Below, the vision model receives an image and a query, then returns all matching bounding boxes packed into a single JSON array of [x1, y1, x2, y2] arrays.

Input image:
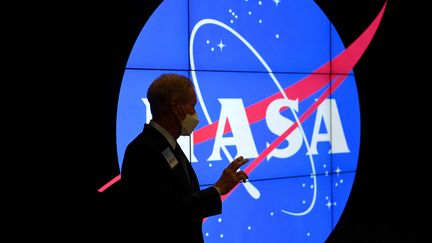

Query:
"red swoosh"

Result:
[[98, 1, 386, 194]]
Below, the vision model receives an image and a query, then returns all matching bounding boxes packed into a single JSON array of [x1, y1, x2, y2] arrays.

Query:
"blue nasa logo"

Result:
[[115, 0, 385, 242]]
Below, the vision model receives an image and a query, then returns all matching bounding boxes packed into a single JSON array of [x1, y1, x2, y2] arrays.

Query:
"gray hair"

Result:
[[147, 73, 194, 114]]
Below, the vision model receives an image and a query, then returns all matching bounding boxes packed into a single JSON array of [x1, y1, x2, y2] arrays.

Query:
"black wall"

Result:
[[4, 0, 426, 242]]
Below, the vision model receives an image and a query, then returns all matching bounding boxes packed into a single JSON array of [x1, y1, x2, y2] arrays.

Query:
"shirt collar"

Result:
[[149, 120, 177, 150]]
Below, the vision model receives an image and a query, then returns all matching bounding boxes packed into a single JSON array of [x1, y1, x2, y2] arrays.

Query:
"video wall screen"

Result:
[[113, 0, 385, 242]]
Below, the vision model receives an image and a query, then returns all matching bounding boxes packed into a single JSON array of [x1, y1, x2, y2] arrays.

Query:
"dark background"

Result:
[[4, 0, 427, 242]]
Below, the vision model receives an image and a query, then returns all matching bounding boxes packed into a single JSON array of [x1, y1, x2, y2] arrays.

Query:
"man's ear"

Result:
[[170, 97, 180, 113]]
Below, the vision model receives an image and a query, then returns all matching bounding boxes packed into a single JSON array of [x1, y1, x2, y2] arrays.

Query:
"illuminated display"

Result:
[[108, 0, 386, 242]]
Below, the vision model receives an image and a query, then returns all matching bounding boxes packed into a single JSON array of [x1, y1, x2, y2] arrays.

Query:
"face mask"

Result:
[[180, 112, 199, 136], [175, 104, 199, 136]]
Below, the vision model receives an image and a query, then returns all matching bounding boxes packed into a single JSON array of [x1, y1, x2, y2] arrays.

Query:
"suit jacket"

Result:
[[121, 124, 222, 243]]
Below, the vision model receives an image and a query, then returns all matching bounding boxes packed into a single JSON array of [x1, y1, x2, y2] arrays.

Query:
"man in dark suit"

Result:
[[121, 73, 249, 243]]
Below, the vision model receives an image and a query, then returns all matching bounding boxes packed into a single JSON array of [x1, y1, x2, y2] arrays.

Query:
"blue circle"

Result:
[[117, 0, 360, 242]]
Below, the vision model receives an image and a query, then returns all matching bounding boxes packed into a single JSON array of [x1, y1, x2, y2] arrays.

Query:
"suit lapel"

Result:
[[144, 124, 195, 190], [175, 145, 200, 191], [173, 146, 197, 188]]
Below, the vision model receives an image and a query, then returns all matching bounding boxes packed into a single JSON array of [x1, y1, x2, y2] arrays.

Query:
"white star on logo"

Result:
[[217, 40, 226, 51]]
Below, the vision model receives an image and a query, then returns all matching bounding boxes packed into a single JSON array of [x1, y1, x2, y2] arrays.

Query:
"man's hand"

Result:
[[213, 156, 249, 195]]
